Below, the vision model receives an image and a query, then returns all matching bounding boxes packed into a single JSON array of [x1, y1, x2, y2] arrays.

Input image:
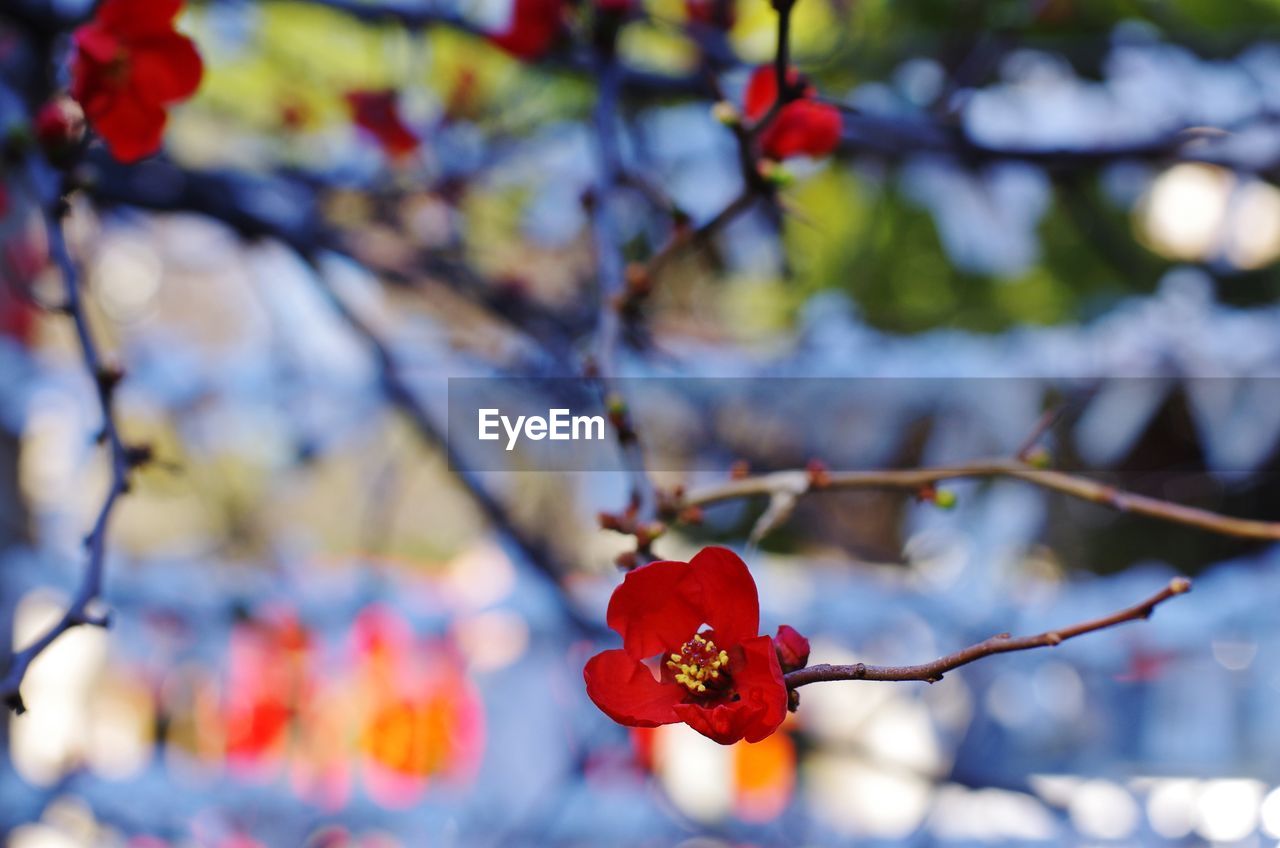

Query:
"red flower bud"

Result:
[[774, 624, 810, 672], [34, 96, 86, 164]]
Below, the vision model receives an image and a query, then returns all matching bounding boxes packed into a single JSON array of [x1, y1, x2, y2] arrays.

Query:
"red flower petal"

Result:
[[488, 0, 563, 60], [686, 547, 759, 648], [673, 635, 787, 744], [743, 66, 841, 160], [607, 560, 704, 660], [97, 0, 185, 39], [89, 91, 167, 163], [743, 65, 782, 122], [584, 649, 683, 727], [346, 90, 419, 158], [131, 33, 204, 103], [759, 100, 842, 160], [72, 24, 122, 66]]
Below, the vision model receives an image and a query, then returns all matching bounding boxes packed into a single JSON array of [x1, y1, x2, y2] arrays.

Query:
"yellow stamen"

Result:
[[664, 633, 731, 695]]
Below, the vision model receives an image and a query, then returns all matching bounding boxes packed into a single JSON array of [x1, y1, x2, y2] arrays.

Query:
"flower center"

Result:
[[107, 50, 130, 84], [666, 633, 729, 695]]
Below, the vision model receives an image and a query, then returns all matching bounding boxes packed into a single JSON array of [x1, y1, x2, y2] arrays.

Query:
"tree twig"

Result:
[[301, 254, 602, 633], [588, 33, 659, 526], [642, 189, 757, 279], [682, 457, 1280, 541], [785, 576, 1191, 688], [1, 207, 133, 713]]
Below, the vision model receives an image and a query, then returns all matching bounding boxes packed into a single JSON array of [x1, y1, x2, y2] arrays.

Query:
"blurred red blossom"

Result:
[[70, 0, 203, 163], [0, 282, 35, 348], [685, 0, 736, 29], [352, 606, 485, 807], [488, 0, 565, 60], [0, 185, 44, 348], [595, 0, 636, 15], [224, 610, 311, 771], [345, 90, 419, 159], [743, 66, 841, 161], [584, 547, 793, 744], [280, 97, 311, 131]]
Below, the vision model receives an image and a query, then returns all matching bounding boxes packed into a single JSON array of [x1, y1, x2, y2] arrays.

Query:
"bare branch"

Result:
[[641, 189, 757, 281], [1, 207, 132, 713], [682, 457, 1280, 541], [588, 25, 660, 531], [785, 576, 1192, 688], [1014, 403, 1067, 462], [301, 255, 602, 633]]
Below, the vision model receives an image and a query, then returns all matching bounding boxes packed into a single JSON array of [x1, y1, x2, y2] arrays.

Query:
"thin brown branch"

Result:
[[1014, 403, 1066, 461], [745, 0, 801, 141], [642, 189, 757, 279], [785, 576, 1191, 688], [682, 457, 1280, 541], [301, 254, 602, 633], [588, 32, 662, 531], [625, 0, 795, 297], [2, 206, 132, 714]]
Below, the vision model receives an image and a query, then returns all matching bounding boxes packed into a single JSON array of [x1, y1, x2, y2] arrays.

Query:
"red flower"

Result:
[[70, 0, 203, 164], [345, 90, 419, 159], [742, 66, 841, 161], [488, 0, 565, 60], [685, 0, 736, 29], [584, 547, 790, 745]]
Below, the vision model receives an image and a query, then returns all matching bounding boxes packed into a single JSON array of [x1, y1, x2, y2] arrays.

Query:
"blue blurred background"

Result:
[[4, 0, 1280, 844]]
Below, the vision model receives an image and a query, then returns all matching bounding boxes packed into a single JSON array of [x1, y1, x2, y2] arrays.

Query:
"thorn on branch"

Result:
[[70, 606, 112, 628], [95, 363, 124, 394], [124, 443, 154, 470]]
